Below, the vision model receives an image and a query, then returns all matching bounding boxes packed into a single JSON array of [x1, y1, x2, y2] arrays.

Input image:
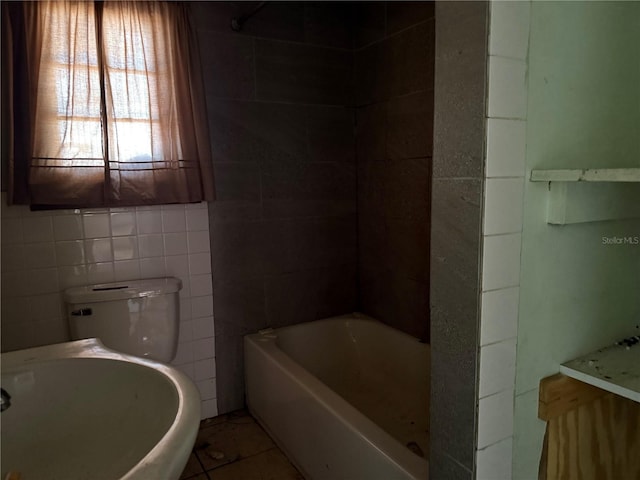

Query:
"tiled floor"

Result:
[[180, 409, 304, 480]]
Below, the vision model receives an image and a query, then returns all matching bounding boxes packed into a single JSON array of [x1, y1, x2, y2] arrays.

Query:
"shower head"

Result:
[[230, 1, 267, 32]]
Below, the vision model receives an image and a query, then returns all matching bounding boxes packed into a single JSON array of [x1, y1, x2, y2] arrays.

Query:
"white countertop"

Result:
[[560, 338, 640, 403]]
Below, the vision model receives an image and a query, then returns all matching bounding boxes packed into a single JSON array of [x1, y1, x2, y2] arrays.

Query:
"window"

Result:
[[2, 1, 215, 207]]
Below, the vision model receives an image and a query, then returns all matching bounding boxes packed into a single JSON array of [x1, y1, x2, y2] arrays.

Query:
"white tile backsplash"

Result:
[[194, 357, 216, 381], [110, 212, 137, 236], [476, 437, 513, 480], [197, 378, 218, 400], [84, 238, 113, 263], [139, 257, 166, 278], [2, 270, 28, 297], [186, 208, 209, 231], [191, 295, 214, 318], [480, 287, 520, 346], [489, 0, 530, 60], [0, 195, 216, 419], [179, 319, 194, 344], [53, 214, 84, 240], [1, 244, 24, 271], [87, 262, 115, 284], [23, 242, 57, 269], [193, 337, 216, 361], [193, 316, 215, 339], [482, 233, 522, 291], [164, 232, 188, 256], [201, 399, 219, 419], [138, 234, 165, 258], [173, 341, 195, 365], [478, 389, 515, 449], [22, 216, 54, 243], [478, 2, 531, 471], [58, 265, 88, 289], [189, 252, 212, 275], [114, 259, 141, 281], [1, 218, 23, 244], [136, 209, 163, 234], [29, 267, 60, 295], [486, 119, 527, 178], [162, 208, 187, 233], [56, 240, 86, 266], [165, 254, 190, 278], [479, 339, 517, 398], [112, 236, 139, 260], [82, 213, 111, 239], [191, 274, 213, 297], [483, 178, 524, 235], [487, 56, 528, 120], [187, 230, 211, 254], [29, 293, 63, 322]]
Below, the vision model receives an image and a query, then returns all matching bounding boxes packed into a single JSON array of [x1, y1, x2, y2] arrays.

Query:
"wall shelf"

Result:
[[531, 168, 640, 183], [560, 339, 640, 403], [529, 168, 640, 224]]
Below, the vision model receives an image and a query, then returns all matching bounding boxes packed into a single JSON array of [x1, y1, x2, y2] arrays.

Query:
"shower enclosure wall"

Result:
[[193, 1, 435, 414]]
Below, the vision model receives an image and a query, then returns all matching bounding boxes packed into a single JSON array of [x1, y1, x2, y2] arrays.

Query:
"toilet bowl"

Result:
[[63, 277, 182, 363]]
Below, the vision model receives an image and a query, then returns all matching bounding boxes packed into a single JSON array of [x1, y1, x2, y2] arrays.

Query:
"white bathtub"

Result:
[[1, 339, 201, 480], [244, 313, 429, 480]]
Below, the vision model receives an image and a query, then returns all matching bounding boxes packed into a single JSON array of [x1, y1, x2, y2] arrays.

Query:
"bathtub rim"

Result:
[[1, 338, 201, 480], [244, 313, 429, 480]]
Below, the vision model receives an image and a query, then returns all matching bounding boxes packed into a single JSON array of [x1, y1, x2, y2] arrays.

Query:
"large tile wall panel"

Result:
[[355, 1, 434, 342], [430, 1, 488, 477], [196, 2, 358, 413], [255, 40, 353, 105], [0, 194, 217, 420]]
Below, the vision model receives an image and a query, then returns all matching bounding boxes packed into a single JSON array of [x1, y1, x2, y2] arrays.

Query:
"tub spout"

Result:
[[1, 388, 11, 412]]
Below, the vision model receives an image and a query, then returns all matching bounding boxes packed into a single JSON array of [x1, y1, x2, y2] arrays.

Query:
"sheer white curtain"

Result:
[[4, 1, 215, 207]]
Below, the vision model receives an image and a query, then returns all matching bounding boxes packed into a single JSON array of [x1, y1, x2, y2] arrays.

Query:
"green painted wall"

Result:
[[514, 2, 640, 478]]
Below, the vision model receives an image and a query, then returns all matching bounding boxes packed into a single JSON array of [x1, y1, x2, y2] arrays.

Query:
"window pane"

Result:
[[54, 66, 101, 119], [106, 70, 153, 120], [57, 119, 103, 161], [103, 5, 157, 72], [34, 1, 103, 161], [109, 121, 154, 163]]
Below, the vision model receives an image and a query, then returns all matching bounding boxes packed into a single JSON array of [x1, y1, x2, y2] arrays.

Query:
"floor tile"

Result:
[[208, 449, 303, 480], [180, 453, 205, 479], [194, 410, 276, 470], [180, 452, 204, 480]]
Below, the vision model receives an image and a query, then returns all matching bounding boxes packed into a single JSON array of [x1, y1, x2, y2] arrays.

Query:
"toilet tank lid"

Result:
[[63, 277, 182, 303]]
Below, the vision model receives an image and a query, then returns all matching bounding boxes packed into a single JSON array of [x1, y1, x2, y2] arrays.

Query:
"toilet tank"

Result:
[[64, 277, 182, 363]]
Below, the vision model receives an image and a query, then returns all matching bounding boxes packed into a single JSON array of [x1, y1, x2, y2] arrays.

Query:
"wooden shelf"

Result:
[[531, 168, 640, 183], [560, 340, 640, 403]]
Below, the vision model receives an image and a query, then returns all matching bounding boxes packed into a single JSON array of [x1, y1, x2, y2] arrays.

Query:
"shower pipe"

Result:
[[230, 2, 268, 32]]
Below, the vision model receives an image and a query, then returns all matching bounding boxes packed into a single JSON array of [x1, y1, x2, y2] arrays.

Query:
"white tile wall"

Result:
[[486, 119, 527, 178], [487, 56, 528, 120], [477, 389, 515, 449], [483, 178, 525, 235], [479, 338, 517, 399], [477, 437, 514, 480], [0, 193, 216, 420], [480, 287, 520, 346], [482, 233, 522, 291], [488, 0, 531, 60], [478, 1, 531, 477]]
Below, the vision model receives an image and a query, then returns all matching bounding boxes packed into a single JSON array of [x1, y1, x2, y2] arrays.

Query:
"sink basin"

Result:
[[1, 339, 201, 480]]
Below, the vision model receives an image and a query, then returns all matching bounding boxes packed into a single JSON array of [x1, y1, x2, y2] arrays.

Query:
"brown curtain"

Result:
[[2, 1, 215, 208]]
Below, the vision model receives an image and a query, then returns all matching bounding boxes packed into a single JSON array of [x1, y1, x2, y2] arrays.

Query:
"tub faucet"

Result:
[[1, 388, 11, 412]]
